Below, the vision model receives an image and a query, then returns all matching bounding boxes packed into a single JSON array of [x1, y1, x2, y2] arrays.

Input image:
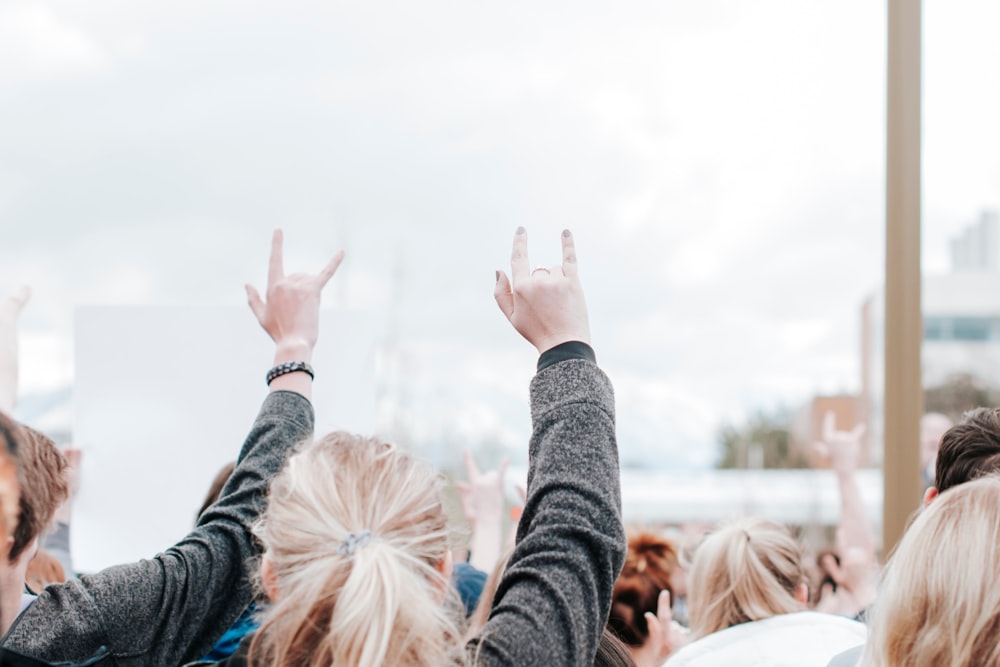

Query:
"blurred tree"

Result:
[[716, 407, 807, 469], [924, 373, 1000, 423]]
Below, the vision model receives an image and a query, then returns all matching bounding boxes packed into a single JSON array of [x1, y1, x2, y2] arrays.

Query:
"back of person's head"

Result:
[[864, 475, 1000, 667], [249, 432, 462, 667], [594, 628, 637, 667], [935, 407, 1000, 494], [609, 531, 678, 646], [686, 517, 806, 639], [10, 425, 68, 562], [196, 460, 235, 522], [0, 413, 22, 543]]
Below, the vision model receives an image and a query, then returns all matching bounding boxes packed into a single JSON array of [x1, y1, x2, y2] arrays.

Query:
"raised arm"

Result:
[[469, 228, 625, 666], [2, 231, 344, 666], [814, 411, 877, 618], [456, 451, 508, 573]]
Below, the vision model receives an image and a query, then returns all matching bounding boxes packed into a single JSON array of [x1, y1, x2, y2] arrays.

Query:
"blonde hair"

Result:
[[249, 432, 464, 667], [863, 475, 1000, 667], [687, 517, 806, 639]]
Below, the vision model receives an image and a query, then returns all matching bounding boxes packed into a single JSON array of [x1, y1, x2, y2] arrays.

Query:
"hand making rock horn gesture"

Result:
[[494, 227, 591, 354]]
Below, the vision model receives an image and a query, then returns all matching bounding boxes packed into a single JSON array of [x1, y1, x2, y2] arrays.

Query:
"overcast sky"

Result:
[[1, 0, 998, 468]]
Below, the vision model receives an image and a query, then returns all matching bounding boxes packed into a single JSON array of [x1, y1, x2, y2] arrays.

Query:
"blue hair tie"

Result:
[[337, 530, 374, 557]]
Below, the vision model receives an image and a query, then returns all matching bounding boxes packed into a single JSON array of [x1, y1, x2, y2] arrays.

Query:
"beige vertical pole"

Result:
[[883, 0, 923, 555]]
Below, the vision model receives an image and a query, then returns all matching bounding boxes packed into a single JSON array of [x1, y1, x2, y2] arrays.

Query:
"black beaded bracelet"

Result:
[[266, 361, 315, 385]]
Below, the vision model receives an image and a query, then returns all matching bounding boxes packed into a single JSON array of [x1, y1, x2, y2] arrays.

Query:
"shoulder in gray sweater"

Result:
[[1, 391, 314, 667]]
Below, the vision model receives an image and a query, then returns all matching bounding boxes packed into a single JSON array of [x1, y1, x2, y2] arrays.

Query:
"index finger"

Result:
[[268, 229, 285, 287], [510, 227, 530, 283], [822, 410, 836, 442], [561, 229, 578, 278], [463, 449, 479, 481], [317, 249, 345, 287]]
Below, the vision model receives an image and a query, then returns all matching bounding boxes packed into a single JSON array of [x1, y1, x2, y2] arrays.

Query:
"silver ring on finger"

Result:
[[531, 266, 550, 276]]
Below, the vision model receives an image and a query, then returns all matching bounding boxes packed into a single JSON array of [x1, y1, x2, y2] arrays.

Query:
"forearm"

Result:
[[470, 359, 624, 666], [468, 511, 503, 573], [836, 470, 875, 554]]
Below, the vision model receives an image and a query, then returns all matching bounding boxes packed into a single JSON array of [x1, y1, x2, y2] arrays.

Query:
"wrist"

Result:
[[273, 339, 313, 365]]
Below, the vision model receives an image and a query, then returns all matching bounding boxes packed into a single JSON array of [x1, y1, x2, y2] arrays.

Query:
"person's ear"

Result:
[[260, 554, 279, 602], [923, 486, 938, 509], [794, 582, 809, 605]]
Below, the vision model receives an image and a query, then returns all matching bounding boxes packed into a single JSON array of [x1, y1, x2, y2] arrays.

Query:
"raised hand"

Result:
[[455, 450, 508, 526], [246, 229, 344, 353], [245, 230, 344, 397], [633, 590, 689, 667], [494, 228, 590, 354], [814, 411, 866, 475], [456, 450, 508, 572]]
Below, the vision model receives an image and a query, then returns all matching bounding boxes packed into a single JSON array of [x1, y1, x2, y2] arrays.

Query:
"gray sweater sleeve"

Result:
[[467, 359, 626, 667], [2, 390, 314, 666]]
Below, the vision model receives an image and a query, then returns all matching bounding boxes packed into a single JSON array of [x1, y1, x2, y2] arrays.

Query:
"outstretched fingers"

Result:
[[4, 287, 31, 314], [510, 226, 530, 284], [267, 229, 285, 287], [463, 449, 480, 483], [317, 249, 346, 287], [494, 270, 515, 321], [561, 229, 578, 278], [245, 284, 266, 322]]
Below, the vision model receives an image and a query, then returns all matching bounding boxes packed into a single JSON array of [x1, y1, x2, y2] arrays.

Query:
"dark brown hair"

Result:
[[0, 412, 22, 542], [11, 425, 68, 561], [608, 532, 678, 646], [197, 461, 236, 521], [935, 408, 1000, 494]]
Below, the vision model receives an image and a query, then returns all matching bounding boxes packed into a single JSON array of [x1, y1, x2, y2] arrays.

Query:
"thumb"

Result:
[[494, 270, 514, 321], [245, 284, 266, 323]]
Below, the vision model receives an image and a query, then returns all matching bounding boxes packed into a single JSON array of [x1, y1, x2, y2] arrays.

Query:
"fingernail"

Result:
[[515, 226, 525, 235], [562, 229, 571, 238], [495, 270, 500, 283]]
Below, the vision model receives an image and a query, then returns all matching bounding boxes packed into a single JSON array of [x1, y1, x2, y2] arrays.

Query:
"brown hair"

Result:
[[197, 461, 236, 521], [0, 412, 22, 542], [10, 425, 68, 561], [935, 408, 1000, 494], [609, 532, 678, 646], [595, 628, 638, 667], [26, 547, 66, 592]]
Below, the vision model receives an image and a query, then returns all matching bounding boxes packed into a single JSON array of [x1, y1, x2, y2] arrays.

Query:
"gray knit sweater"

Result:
[[1, 391, 315, 666], [468, 358, 626, 666]]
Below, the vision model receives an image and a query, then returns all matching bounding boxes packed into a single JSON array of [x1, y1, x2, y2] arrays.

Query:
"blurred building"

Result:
[[862, 210, 1000, 464]]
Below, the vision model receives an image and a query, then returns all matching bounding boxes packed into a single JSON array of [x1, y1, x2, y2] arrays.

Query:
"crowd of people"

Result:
[[0, 228, 998, 666]]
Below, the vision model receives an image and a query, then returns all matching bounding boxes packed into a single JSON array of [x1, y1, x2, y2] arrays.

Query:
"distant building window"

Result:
[[924, 316, 1000, 341]]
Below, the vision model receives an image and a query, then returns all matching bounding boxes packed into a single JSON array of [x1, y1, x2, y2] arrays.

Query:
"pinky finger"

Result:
[[560, 229, 578, 277]]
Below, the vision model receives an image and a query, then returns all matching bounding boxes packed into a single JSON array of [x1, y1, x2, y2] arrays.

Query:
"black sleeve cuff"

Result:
[[537, 341, 596, 372]]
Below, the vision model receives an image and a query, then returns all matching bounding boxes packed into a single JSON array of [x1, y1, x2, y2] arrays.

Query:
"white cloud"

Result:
[[0, 4, 109, 84]]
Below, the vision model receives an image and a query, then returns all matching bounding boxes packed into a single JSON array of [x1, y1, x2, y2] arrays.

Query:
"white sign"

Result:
[[73, 306, 375, 572]]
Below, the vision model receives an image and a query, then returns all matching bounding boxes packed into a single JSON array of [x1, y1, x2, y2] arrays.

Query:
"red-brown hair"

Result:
[[11, 426, 69, 561], [609, 531, 678, 646]]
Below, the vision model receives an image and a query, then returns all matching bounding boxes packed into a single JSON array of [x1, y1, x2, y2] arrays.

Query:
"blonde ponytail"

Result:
[[249, 433, 464, 667], [687, 517, 805, 639]]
